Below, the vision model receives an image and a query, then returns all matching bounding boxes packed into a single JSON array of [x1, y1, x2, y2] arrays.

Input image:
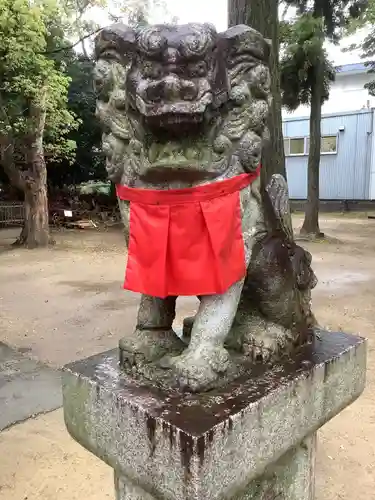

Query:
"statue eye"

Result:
[[142, 62, 163, 79], [188, 61, 207, 78], [93, 62, 113, 102]]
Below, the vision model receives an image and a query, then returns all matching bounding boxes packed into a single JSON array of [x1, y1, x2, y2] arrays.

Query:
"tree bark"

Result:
[[1, 151, 49, 248], [228, 0, 247, 25], [22, 93, 50, 247], [2, 91, 50, 248], [228, 0, 286, 186], [300, 58, 324, 237], [15, 180, 49, 247]]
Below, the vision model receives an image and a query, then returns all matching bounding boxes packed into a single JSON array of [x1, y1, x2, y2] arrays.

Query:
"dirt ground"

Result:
[[0, 215, 375, 499]]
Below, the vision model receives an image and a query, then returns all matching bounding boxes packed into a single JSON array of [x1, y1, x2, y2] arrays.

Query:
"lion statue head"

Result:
[[94, 23, 271, 187]]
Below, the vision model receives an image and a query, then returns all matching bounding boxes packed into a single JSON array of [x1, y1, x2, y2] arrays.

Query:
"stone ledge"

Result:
[[62, 331, 366, 500]]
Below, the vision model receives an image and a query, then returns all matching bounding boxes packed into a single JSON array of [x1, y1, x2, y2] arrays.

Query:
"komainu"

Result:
[[94, 23, 317, 391]]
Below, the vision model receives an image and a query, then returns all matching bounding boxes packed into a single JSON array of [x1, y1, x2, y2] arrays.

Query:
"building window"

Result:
[[284, 135, 338, 156], [290, 137, 306, 155], [306, 135, 338, 155], [283, 138, 290, 156], [284, 137, 307, 156], [321, 135, 338, 154]]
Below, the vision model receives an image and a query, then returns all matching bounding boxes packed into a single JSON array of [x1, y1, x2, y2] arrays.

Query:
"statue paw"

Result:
[[244, 342, 273, 363], [160, 345, 229, 392], [243, 324, 290, 363], [119, 328, 185, 366]]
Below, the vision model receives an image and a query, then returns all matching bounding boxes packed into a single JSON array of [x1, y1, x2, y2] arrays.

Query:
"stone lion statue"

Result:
[[94, 22, 317, 391]]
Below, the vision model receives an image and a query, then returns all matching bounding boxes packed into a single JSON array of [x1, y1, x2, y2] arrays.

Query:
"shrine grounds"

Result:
[[0, 213, 375, 500]]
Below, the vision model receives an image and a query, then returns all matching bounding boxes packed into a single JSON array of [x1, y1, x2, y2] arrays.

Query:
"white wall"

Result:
[[283, 71, 375, 118], [369, 110, 375, 200]]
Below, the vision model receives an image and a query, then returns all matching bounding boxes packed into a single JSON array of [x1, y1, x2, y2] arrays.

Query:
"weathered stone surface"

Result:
[[93, 22, 318, 392], [114, 434, 316, 499], [63, 331, 366, 500], [234, 434, 316, 499]]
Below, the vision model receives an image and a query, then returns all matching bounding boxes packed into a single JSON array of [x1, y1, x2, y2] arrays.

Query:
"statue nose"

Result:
[[180, 80, 198, 101], [146, 75, 179, 102], [163, 75, 182, 99], [147, 75, 198, 102]]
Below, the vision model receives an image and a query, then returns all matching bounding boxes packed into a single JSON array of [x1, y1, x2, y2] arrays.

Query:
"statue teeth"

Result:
[[185, 148, 198, 160], [148, 143, 159, 163]]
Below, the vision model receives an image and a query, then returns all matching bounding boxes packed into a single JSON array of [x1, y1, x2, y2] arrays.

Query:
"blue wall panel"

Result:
[[283, 110, 373, 200]]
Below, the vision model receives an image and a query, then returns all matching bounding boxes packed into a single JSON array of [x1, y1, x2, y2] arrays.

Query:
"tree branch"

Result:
[[42, 26, 105, 55], [0, 137, 26, 191], [0, 96, 26, 191]]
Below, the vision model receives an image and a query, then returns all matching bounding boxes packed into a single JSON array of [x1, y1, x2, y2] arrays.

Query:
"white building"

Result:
[[282, 63, 375, 201], [283, 63, 375, 119]]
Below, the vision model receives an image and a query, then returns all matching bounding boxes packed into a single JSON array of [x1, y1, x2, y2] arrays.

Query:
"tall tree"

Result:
[[280, 14, 335, 237], [228, 0, 286, 186], [0, 0, 77, 247], [283, 0, 368, 236], [345, 0, 375, 96]]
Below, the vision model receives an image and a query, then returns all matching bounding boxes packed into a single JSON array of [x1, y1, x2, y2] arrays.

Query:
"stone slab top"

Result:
[[63, 330, 365, 438], [63, 330, 366, 499]]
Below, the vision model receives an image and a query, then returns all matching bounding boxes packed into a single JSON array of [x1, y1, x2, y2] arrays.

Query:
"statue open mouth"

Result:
[[135, 96, 216, 174], [145, 130, 213, 181], [143, 112, 205, 138], [138, 108, 215, 177], [136, 91, 213, 139]]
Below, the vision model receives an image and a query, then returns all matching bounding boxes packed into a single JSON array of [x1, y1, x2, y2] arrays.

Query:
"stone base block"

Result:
[[114, 433, 316, 499], [62, 331, 366, 500]]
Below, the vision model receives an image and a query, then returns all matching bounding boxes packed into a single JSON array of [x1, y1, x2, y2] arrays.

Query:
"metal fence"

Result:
[[0, 202, 25, 226]]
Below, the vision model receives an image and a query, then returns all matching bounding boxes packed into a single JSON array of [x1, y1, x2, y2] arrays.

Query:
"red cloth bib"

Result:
[[116, 167, 260, 298]]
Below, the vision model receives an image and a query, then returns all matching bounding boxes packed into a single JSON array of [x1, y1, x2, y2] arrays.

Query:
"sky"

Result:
[[90, 0, 368, 66], [164, 0, 227, 31], [162, 0, 367, 66]]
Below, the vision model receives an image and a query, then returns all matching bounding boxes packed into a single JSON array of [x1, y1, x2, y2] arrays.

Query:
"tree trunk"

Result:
[[0, 155, 49, 248], [15, 171, 49, 248], [300, 60, 324, 237], [228, 0, 286, 186], [6, 91, 51, 248], [228, 0, 247, 25]]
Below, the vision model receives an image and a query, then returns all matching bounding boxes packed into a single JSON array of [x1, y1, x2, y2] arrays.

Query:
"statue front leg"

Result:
[[164, 280, 245, 391], [165, 184, 263, 390], [119, 295, 185, 367], [118, 199, 185, 366]]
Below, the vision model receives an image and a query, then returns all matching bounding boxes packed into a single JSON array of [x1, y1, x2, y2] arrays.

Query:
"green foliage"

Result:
[[46, 0, 175, 188], [344, 0, 375, 96], [280, 0, 368, 109], [283, 0, 368, 41], [108, 0, 177, 26], [280, 14, 335, 110], [67, 56, 105, 178], [48, 54, 106, 187], [58, 0, 106, 56], [0, 0, 175, 193], [0, 0, 78, 169], [346, 0, 375, 32]]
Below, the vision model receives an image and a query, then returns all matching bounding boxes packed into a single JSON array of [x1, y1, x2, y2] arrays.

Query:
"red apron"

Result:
[[116, 167, 260, 298]]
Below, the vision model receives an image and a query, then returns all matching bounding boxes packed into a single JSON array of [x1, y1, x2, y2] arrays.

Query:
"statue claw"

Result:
[[119, 328, 185, 365], [161, 345, 229, 392]]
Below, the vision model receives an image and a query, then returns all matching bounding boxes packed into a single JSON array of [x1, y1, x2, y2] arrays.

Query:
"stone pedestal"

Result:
[[62, 331, 366, 500]]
